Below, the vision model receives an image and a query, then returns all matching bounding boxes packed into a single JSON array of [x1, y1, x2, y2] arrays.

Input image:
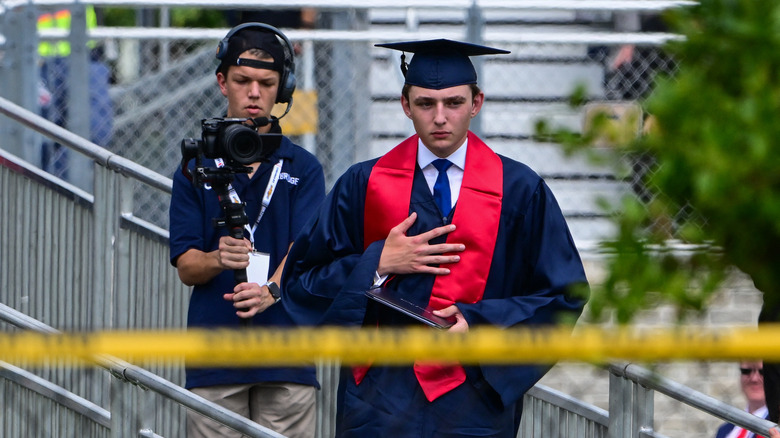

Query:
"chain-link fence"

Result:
[[0, 4, 681, 241]]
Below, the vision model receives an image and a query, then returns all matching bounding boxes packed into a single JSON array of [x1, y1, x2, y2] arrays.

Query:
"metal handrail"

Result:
[[30, 27, 682, 46], [3, 0, 697, 12], [0, 96, 171, 193], [2, 0, 693, 47], [528, 383, 609, 425], [0, 360, 112, 429], [610, 362, 779, 437], [0, 302, 285, 438]]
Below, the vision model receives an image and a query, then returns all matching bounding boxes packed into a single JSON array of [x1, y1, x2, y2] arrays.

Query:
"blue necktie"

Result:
[[432, 159, 453, 218]]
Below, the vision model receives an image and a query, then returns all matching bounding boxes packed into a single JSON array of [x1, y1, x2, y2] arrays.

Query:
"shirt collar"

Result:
[[751, 405, 768, 418], [417, 137, 468, 171]]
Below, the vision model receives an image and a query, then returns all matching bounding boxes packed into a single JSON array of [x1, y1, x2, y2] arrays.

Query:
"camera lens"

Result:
[[221, 124, 264, 165]]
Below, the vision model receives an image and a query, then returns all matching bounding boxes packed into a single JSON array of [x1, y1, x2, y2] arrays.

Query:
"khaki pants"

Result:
[[188, 382, 316, 438]]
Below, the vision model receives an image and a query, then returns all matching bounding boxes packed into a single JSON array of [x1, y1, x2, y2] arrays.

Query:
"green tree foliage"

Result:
[[101, 8, 225, 28], [168, 9, 227, 28], [539, 0, 780, 323], [102, 8, 135, 27]]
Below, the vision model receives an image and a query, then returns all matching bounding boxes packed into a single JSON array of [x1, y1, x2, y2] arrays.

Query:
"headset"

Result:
[[215, 22, 296, 104]]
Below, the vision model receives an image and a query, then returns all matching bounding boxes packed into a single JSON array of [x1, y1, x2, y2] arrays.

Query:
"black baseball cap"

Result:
[[216, 25, 286, 75]]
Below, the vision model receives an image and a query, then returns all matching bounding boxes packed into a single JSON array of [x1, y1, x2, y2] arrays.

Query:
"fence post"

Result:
[[114, 173, 135, 329], [609, 363, 655, 438], [66, 4, 94, 192], [300, 40, 316, 155], [111, 372, 134, 438], [316, 9, 370, 187], [608, 367, 627, 438], [634, 379, 654, 438], [466, 0, 485, 137], [92, 165, 120, 331], [0, 4, 40, 164]]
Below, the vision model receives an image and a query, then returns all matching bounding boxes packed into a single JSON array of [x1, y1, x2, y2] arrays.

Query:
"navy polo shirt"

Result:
[[169, 135, 325, 389]]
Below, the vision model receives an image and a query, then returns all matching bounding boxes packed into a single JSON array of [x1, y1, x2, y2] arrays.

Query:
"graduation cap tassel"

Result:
[[400, 53, 408, 77]]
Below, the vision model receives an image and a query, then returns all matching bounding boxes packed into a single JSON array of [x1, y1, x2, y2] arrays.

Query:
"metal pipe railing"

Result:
[[2, 0, 696, 12], [0, 96, 171, 194], [0, 360, 112, 429], [610, 362, 778, 437], [528, 383, 609, 425], [0, 302, 285, 438], [31, 26, 685, 46]]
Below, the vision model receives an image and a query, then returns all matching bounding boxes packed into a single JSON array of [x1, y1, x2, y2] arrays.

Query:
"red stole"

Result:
[[357, 132, 503, 401]]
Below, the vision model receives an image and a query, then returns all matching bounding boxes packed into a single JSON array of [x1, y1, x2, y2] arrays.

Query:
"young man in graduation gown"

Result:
[[282, 39, 588, 438]]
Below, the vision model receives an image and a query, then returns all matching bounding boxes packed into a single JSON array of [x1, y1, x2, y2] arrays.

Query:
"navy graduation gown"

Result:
[[283, 151, 587, 437]]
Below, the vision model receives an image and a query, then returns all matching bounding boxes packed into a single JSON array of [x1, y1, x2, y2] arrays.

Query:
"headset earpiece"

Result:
[[277, 64, 296, 104], [216, 22, 296, 104]]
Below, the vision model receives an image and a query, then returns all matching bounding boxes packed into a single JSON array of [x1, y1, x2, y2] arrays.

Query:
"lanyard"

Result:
[[213, 158, 244, 205], [214, 158, 284, 251]]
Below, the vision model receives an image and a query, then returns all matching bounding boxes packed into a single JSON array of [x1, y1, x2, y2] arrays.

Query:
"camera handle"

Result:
[[216, 197, 249, 285], [196, 166, 253, 326]]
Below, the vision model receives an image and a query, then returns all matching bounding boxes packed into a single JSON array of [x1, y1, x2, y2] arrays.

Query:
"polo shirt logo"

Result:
[[280, 172, 299, 185]]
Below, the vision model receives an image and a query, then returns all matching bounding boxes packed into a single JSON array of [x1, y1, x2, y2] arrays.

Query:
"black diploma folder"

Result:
[[365, 287, 457, 329]]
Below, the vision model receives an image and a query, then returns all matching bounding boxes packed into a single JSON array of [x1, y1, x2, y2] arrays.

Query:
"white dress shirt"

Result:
[[417, 138, 467, 210]]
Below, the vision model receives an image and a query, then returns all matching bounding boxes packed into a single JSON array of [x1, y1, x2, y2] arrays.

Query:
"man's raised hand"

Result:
[[377, 212, 465, 276]]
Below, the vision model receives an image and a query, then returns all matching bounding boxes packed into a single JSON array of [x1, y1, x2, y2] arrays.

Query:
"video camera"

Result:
[[180, 117, 281, 180], [178, 117, 282, 317]]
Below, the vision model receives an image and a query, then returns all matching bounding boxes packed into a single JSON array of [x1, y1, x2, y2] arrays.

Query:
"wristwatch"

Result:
[[265, 281, 281, 303]]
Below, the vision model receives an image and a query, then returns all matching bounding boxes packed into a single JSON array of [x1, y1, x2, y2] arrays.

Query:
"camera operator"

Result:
[[169, 23, 324, 438]]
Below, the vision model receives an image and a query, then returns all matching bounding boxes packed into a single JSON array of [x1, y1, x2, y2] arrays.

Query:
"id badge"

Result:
[[246, 251, 270, 285]]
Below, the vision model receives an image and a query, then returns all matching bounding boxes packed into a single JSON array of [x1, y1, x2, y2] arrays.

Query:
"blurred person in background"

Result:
[[37, 5, 113, 179], [716, 361, 768, 438]]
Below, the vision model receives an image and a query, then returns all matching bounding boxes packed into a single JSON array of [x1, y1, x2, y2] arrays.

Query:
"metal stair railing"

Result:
[[0, 360, 113, 437], [609, 362, 778, 438], [0, 302, 286, 438], [521, 383, 609, 437]]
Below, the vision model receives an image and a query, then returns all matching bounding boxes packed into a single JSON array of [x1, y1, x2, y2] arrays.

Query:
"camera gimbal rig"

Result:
[[181, 144, 255, 325], [198, 166, 251, 285], [180, 116, 275, 287], [180, 116, 283, 325]]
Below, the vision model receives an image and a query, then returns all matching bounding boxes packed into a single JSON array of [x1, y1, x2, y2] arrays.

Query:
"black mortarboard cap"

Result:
[[375, 39, 510, 89]]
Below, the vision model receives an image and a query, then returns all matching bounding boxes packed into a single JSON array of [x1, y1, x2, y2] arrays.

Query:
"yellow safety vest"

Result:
[[38, 6, 97, 57]]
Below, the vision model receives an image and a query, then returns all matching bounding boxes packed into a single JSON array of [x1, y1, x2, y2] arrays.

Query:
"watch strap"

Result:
[[265, 281, 281, 303]]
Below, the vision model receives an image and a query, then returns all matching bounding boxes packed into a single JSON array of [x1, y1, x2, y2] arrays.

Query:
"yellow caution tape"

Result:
[[0, 325, 777, 367]]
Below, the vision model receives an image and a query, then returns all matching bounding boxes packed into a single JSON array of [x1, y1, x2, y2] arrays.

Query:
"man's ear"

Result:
[[216, 72, 228, 97], [401, 95, 412, 119], [471, 91, 485, 118]]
